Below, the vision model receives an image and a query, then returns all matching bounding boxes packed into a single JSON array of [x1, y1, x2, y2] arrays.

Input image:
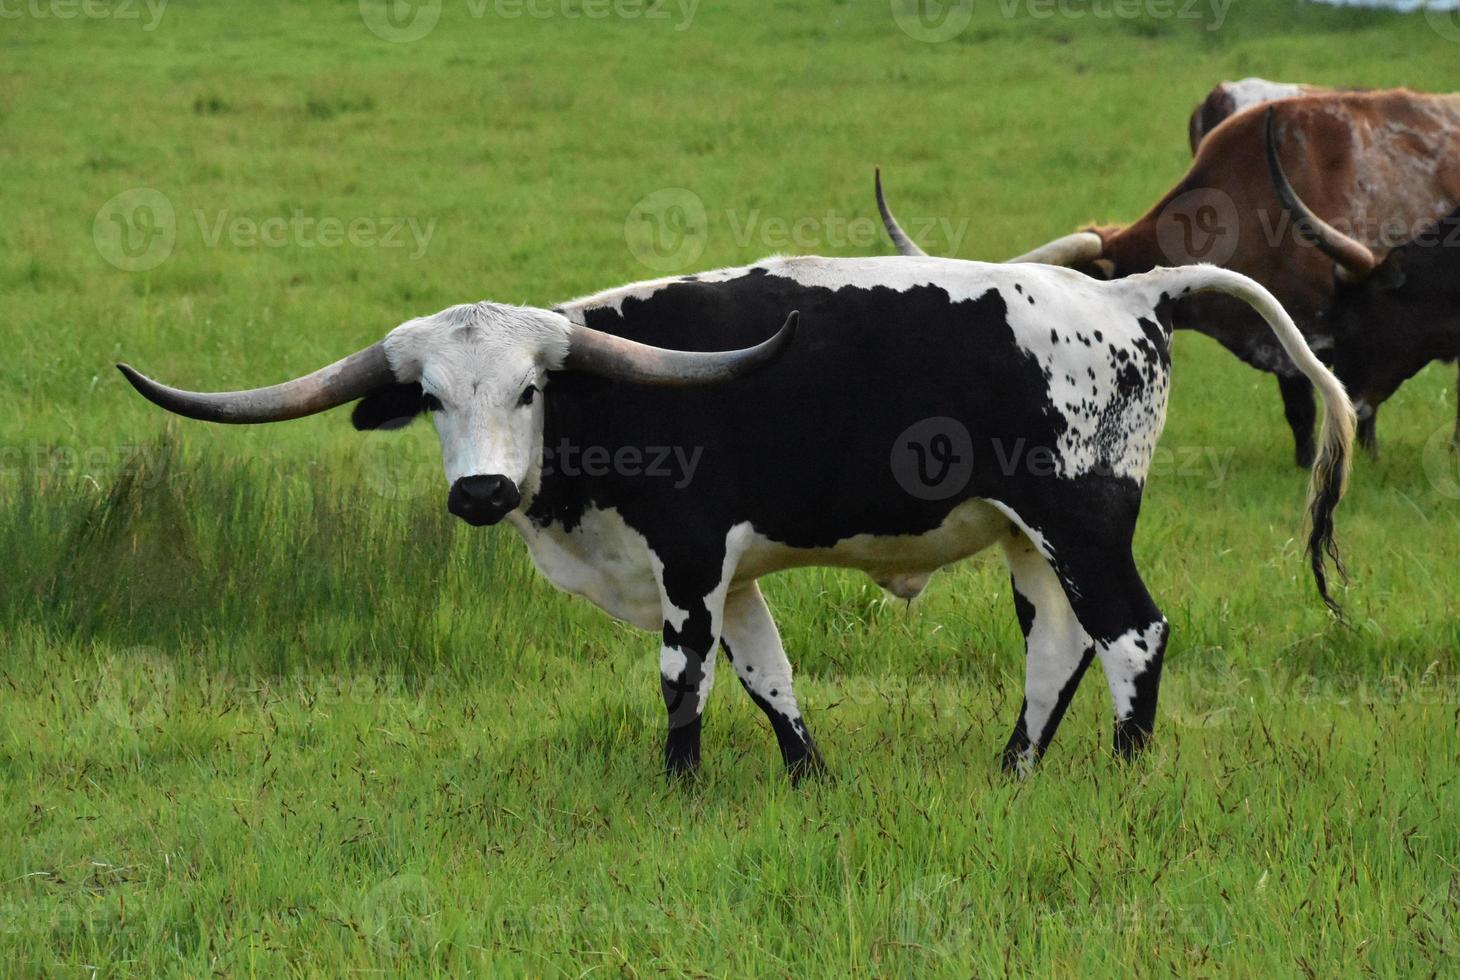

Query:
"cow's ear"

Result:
[[352, 382, 425, 431]]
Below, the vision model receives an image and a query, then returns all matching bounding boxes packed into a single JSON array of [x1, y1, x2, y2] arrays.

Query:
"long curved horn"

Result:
[[564, 312, 797, 387], [1264, 108, 1377, 283], [875, 169, 927, 257], [117, 343, 394, 423], [1006, 231, 1105, 267]]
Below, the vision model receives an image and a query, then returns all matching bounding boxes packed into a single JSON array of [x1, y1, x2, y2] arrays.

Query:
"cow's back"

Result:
[[541, 258, 1171, 549]]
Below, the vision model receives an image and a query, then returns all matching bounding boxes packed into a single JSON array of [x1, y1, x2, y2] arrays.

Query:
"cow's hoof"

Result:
[[786, 748, 829, 785], [1294, 444, 1317, 469], [1113, 721, 1154, 760]]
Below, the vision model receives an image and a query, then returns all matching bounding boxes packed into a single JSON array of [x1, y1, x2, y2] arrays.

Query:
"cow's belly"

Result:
[[509, 497, 1015, 629], [735, 498, 1016, 598]]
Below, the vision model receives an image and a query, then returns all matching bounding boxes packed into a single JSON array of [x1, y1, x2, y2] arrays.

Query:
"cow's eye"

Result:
[[518, 384, 538, 407], [421, 393, 443, 413]]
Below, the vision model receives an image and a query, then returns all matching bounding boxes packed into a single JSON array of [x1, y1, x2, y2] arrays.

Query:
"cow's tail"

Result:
[[1138, 264, 1356, 615]]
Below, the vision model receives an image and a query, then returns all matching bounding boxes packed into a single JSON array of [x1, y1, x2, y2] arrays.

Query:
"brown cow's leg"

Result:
[[1278, 373, 1317, 469], [1453, 363, 1459, 451], [1357, 405, 1380, 461]]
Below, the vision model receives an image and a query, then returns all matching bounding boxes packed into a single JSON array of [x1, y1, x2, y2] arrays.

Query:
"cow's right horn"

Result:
[[1264, 108, 1378, 283], [117, 342, 395, 423]]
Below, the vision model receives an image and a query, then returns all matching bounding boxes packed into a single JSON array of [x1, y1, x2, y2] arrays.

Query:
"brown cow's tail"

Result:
[[1137, 264, 1356, 615]]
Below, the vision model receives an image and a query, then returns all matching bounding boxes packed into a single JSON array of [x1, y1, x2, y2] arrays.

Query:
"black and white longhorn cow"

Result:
[[119, 256, 1354, 779]]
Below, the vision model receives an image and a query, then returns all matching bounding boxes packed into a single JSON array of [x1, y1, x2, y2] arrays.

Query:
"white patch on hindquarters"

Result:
[[1097, 620, 1169, 720]]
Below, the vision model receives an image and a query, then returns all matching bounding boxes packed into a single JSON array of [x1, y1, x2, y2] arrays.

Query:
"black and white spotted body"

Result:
[[124, 254, 1354, 778]]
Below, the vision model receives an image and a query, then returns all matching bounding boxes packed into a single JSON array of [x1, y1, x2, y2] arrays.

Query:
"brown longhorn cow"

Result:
[[1266, 110, 1460, 454], [880, 88, 1460, 466]]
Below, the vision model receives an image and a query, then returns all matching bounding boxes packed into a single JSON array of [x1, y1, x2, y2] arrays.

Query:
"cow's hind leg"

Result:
[[1058, 549, 1169, 760], [1008, 503, 1170, 761], [721, 582, 825, 782], [999, 530, 1096, 775], [1278, 373, 1318, 469]]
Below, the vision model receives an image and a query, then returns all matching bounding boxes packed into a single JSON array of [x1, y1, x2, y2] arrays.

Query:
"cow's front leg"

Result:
[[660, 634, 716, 778], [1356, 401, 1380, 460], [721, 582, 825, 782], [1452, 363, 1459, 451], [655, 560, 733, 780]]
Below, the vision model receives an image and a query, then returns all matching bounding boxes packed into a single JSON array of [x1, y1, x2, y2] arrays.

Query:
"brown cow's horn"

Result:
[[117, 343, 395, 423], [1264, 108, 1378, 283], [875, 169, 928, 257], [1007, 232, 1105, 267], [563, 311, 797, 387]]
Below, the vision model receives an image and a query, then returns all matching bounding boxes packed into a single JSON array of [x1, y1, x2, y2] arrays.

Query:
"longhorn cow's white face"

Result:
[[383, 302, 571, 525]]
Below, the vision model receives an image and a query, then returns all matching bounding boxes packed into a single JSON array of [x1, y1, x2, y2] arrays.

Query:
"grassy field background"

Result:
[[3, 0, 1460, 974]]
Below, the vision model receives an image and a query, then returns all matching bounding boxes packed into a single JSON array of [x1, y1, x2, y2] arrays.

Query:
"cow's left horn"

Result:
[[1007, 231, 1105, 267], [1264, 108, 1378, 283], [117, 342, 395, 423], [563, 312, 798, 387]]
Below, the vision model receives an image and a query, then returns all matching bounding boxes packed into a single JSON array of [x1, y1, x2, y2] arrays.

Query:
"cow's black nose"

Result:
[[448, 475, 521, 526]]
